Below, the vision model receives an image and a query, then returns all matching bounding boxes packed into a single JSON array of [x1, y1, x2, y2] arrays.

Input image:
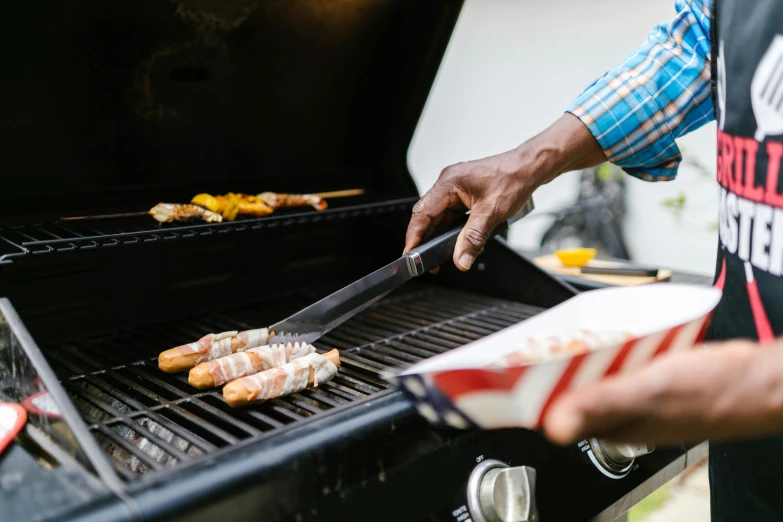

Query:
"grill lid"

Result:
[[0, 0, 463, 220]]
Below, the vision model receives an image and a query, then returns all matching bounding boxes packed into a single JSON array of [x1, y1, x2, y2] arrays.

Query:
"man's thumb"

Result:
[[454, 213, 496, 271]]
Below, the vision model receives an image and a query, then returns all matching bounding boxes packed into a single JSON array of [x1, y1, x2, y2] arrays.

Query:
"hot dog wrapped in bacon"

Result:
[[188, 342, 315, 389], [493, 330, 634, 367], [223, 349, 340, 407], [158, 328, 271, 373]]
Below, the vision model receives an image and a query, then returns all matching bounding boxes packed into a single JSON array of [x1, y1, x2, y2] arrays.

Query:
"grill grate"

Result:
[[0, 198, 416, 262], [42, 284, 543, 482]]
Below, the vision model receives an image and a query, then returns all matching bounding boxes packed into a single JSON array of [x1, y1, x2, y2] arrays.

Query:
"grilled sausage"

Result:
[[158, 328, 271, 373], [223, 350, 340, 407], [188, 342, 315, 389]]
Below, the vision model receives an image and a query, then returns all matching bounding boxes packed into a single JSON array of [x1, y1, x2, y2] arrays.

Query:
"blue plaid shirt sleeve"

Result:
[[566, 0, 714, 181]]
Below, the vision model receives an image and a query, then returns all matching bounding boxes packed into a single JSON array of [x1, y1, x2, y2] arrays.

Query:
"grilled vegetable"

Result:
[[215, 192, 240, 221], [190, 193, 222, 213], [236, 193, 274, 216]]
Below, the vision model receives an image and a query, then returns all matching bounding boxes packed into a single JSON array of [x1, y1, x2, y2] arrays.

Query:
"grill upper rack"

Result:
[[42, 284, 543, 483], [0, 198, 417, 263]]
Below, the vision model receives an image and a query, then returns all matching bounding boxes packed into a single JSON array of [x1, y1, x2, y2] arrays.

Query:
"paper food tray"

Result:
[[388, 284, 721, 430]]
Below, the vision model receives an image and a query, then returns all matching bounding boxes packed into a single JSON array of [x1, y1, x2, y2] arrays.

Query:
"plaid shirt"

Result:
[[567, 0, 713, 181]]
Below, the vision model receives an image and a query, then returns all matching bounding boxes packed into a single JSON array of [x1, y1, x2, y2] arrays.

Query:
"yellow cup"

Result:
[[555, 248, 597, 268]]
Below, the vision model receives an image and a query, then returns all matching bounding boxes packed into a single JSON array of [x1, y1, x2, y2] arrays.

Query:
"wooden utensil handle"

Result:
[[313, 189, 365, 198]]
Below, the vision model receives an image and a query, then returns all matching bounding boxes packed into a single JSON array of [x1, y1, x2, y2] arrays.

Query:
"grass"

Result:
[[628, 484, 671, 522]]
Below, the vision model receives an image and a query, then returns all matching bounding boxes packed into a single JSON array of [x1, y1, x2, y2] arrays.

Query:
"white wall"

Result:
[[408, 0, 718, 276]]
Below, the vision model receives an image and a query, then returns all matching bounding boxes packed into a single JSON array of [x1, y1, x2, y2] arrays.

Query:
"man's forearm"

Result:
[[514, 113, 607, 189]]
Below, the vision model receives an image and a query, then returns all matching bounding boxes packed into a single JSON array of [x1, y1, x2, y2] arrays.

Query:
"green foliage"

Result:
[[596, 162, 625, 183], [660, 192, 687, 210], [596, 163, 616, 183], [628, 483, 671, 522]]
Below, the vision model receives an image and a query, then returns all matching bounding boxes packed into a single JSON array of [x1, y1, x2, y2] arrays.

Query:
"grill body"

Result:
[[0, 1, 697, 520], [0, 236, 695, 522]]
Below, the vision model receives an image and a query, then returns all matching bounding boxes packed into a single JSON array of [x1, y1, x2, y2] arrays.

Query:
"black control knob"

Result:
[[588, 439, 655, 474]]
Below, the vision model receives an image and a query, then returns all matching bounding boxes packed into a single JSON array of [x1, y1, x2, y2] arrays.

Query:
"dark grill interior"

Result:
[[0, 198, 417, 262], [42, 284, 542, 482]]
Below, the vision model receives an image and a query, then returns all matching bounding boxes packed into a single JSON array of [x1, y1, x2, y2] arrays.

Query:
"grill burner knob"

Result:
[[467, 460, 538, 522], [588, 439, 655, 474]]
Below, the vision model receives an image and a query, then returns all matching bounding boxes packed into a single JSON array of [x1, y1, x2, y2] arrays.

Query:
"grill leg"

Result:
[[612, 514, 628, 522]]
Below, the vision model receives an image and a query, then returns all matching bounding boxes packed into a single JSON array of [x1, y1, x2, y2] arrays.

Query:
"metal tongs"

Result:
[[268, 199, 535, 346]]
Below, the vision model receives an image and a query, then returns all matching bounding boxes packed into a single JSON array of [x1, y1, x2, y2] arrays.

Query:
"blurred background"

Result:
[[408, 0, 718, 277]]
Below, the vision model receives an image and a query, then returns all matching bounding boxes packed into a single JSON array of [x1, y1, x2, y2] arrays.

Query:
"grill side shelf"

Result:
[[39, 285, 543, 484]]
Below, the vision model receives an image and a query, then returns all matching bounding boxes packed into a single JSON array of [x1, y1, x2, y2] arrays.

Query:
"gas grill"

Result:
[[0, 1, 704, 521]]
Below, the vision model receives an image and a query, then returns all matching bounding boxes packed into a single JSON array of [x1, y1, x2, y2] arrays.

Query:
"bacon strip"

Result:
[[494, 330, 634, 367], [158, 328, 271, 373], [223, 350, 340, 407], [189, 342, 316, 389]]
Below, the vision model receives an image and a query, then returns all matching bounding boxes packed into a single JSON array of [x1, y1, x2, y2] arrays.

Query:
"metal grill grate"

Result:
[[43, 284, 543, 482], [0, 198, 416, 262]]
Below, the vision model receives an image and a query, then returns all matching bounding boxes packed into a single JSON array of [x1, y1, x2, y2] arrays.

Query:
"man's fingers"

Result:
[[404, 187, 456, 254], [542, 376, 650, 445], [453, 212, 498, 271]]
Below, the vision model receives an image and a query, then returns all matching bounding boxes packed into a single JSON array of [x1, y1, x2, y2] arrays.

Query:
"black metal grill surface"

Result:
[[42, 284, 542, 482], [0, 198, 417, 262]]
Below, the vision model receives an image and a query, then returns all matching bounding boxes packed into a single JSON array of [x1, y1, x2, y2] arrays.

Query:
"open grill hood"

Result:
[[0, 0, 468, 343], [0, 0, 463, 221]]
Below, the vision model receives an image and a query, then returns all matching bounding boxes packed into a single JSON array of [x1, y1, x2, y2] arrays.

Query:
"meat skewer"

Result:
[[61, 189, 363, 221], [223, 349, 341, 407], [149, 203, 223, 224], [190, 193, 275, 219], [235, 193, 273, 217], [257, 192, 328, 211], [188, 342, 315, 389], [98, 191, 320, 223], [158, 328, 271, 373]]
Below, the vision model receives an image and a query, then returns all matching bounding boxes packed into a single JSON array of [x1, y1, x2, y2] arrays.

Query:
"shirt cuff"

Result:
[[566, 75, 682, 182]]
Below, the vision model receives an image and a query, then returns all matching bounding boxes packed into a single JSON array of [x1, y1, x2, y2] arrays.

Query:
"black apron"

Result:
[[710, 0, 783, 519]]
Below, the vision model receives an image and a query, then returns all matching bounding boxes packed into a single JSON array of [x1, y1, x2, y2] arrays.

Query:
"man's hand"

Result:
[[404, 114, 606, 271], [543, 340, 783, 445]]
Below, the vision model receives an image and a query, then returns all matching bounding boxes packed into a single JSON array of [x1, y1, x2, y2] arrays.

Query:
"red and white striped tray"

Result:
[[390, 284, 721, 430], [0, 403, 27, 457]]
